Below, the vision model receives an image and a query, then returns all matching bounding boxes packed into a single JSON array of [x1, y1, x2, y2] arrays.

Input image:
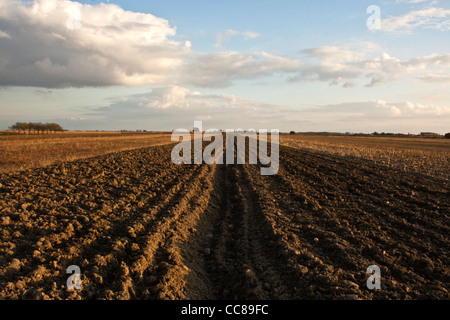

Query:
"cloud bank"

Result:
[[1, 0, 449, 91], [294, 43, 450, 87], [180, 51, 301, 88], [0, 0, 299, 88], [88, 86, 450, 120], [0, 0, 191, 88]]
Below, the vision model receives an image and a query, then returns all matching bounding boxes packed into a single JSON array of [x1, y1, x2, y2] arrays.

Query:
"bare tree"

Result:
[[8, 123, 20, 132], [9, 122, 64, 134]]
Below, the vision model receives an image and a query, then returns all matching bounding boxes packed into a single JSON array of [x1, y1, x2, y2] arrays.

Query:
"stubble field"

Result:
[[0, 133, 448, 300]]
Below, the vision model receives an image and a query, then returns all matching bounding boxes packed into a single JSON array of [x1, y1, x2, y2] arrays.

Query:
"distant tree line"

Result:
[[9, 122, 64, 134]]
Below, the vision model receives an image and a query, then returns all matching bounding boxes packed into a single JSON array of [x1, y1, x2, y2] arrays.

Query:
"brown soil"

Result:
[[0, 142, 448, 300], [0, 132, 172, 174]]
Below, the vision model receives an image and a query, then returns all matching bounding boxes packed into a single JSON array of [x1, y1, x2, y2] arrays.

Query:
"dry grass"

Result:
[[0, 132, 173, 174], [280, 134, 450, 181]]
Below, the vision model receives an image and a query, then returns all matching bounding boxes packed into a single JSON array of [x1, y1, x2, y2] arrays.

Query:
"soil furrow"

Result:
[[0, 137, 448, 300], [241, 145, 449, 299]]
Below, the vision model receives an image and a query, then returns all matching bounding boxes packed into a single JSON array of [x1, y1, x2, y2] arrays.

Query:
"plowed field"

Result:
[[0, 140, 448, 300]]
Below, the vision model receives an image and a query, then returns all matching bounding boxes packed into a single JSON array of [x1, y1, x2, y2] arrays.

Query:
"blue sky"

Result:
[[1, 0, 450, 133]]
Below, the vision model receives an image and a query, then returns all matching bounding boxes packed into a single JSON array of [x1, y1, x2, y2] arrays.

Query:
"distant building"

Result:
[[420, 132, 438, 137]]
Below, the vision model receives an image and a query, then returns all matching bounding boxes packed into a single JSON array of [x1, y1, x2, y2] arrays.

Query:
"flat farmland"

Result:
[[0, 134, 448, 300], [280, 134, 450, 181], [0, 132, 172, 174]]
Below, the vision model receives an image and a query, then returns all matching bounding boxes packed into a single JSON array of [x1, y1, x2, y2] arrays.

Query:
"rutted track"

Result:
[[199, 164, 299, 300], [0, 142, 448, 300]]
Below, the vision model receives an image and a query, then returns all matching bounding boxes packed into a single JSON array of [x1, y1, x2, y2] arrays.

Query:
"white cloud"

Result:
[[307, 100, 450, 119], [0, 30, 10, 38], [0, 0, 188, 88], [85, 85, 293, 130], [214, 29, 260, 48], [132, 85, 286, 113], [293, 43, 450, 87], [180, 51, 301, 88], [294, 99, 450, 133], [295, 43, 378, 85], [342, 81, 358, 88], [417, 75, 450, 82], [376, 100, 450, 117], [382, 7, 450, 33], [0, 0, 300, 89], [141, 86, 193, 109]]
